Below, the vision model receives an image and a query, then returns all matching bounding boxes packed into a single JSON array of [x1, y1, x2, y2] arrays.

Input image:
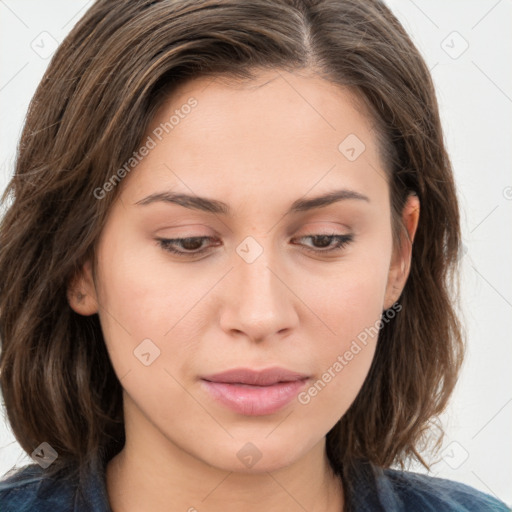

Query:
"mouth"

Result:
[[200, 367, 310, 416]]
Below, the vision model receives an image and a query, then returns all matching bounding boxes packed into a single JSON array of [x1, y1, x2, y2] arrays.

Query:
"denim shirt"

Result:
[[0, 456, 509, 511]]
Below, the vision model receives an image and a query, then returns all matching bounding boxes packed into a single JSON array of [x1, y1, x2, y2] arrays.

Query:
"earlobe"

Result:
[[383, 193, 420, 310], [67, 259, 99, 316]]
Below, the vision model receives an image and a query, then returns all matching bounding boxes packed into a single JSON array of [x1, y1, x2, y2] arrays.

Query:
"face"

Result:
[[70, 68, 419, 474]]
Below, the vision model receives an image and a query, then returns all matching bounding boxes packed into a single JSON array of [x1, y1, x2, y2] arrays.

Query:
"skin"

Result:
[[68, 68, 419, 512]]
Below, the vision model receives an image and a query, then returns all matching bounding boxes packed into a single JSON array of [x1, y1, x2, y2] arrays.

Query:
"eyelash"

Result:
[[156, 233, 354, 257]]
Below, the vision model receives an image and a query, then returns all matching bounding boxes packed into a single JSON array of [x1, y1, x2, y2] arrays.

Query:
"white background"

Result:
[[0, 0, 511, 507]]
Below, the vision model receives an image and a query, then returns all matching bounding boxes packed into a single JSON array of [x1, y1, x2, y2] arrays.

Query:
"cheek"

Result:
[[293, 246, 391, 416], [93, 230, 167, 368], [96, 226, 185, 330], [295, 274, 382, 423], [298, 247, 392, 344], [94, 227, 214, 385], [295, 347, 376, 438]]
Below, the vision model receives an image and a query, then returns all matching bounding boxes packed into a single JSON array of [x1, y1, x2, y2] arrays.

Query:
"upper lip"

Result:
[[201, 367, 309, 386]]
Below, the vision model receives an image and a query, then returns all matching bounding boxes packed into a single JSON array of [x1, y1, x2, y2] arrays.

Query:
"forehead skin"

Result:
[[115, 68, 389, 232]]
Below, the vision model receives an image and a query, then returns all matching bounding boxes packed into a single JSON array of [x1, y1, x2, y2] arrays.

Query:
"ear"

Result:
[[67, 258, 99, 316], [383, 193, 420, 310]]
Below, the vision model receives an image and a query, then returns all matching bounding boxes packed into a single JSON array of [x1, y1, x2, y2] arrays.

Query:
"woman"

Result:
[[0, 0, 508, 510]]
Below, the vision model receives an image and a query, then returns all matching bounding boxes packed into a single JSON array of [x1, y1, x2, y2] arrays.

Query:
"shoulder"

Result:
[[377, 466, 511, 511], [0, 463, 77, 512]]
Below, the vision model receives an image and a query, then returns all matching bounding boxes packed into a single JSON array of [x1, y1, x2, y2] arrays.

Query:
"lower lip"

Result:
[[201, 379, 308, 416]]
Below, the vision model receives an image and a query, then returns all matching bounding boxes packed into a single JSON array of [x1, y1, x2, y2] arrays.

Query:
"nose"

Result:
[[219, 238, 299, 344]]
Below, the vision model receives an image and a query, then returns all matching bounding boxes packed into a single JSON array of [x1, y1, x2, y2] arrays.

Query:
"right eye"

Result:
[[156, 236, 218, 256]]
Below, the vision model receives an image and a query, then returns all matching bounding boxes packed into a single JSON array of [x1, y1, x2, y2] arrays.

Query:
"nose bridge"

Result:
[[222, 234, 296, 340], [236, 234, 282, 313]]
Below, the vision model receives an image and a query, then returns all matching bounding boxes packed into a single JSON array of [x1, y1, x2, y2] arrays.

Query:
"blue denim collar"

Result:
[[73, 455, 112, 512]]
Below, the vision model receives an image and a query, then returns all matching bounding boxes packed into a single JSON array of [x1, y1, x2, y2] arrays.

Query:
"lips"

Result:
[[200, 367, 309, 416], [202, 367, 309, 386]]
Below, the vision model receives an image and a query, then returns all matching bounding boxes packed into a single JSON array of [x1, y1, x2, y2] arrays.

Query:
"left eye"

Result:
[[156, 233, 354, 257], [295, 233, 354, 253]]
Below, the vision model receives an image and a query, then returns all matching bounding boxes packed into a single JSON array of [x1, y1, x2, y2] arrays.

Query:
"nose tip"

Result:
[[219, 246, 298, 343]]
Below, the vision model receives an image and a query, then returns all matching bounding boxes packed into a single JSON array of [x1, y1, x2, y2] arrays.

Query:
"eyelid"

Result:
[[156, 232, 354, 258]]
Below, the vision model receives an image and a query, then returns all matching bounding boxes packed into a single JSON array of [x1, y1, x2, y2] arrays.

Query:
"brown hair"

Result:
[[0, 0, 464, 503]]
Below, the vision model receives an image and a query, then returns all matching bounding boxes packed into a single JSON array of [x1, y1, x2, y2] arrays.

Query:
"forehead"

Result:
[[119, 69, 388, 210], [163, 68, 378, 145]]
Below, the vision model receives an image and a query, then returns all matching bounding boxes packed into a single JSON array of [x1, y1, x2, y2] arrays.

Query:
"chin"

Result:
[[200, 435, 315, 475]]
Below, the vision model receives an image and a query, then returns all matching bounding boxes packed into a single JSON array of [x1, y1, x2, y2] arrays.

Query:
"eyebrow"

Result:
[[135, 188, 370, 215]]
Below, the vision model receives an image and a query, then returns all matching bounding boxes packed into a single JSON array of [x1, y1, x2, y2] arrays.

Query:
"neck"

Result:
[[106, 416, 344, 512]]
